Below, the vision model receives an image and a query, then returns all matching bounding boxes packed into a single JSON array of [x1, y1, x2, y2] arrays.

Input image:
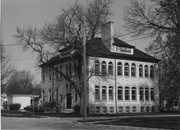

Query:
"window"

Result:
[[145, 88, 149, 101], [117, 62, 122, 76], [146, 106, 150, 112], [101, 61, 107, 76], [60, 66, 63, 78], [132, 87, 136, 100], [42, 90, 45, 102], [118, 106, 123, 113], [131, 63, 136, 77], [56, 89, 58, 101], [140, 87, 144, 101], [96, 106, 100, 113], [109, 86, 114, 101], [117, 86, 123, 100], [150, 65, 154, 78], [125, 87, 130, 100], [66, 64, 68, 76], [108, 62, 113, 75], [69, 63, 72, 77], [124, 63, 129, 76], [49, 69, 51, 80], [109, 106, 114, 113], [126, 48, 131, 53], [145, 65, 149, 77], [102, 86, 107, 101], [141, 106, 144, 112], [132, 106, 137, 112], [151, 106, 155, 112], [102, 106, 107, 113], [95, 86, 100, 101], [151, 88, 154, 101], [95, 60, 100, 75], [56, 67, 58, 79], [139, 64, 143, 77], [126, 106, 130, 112], [49, 89, 51, 102]]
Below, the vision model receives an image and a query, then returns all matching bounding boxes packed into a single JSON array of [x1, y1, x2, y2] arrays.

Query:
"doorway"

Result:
[[66, 93, 72, 109]]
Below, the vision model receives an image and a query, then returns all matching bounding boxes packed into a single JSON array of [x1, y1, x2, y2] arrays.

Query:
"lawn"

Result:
[[94, 116, 180, 129]]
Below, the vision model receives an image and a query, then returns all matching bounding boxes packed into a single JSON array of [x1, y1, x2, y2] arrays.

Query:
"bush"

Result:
[[9, 103, 21, 110], [24, 105, 32, 111], [73, 104, 80, 114], [24, 105, 45, 112]]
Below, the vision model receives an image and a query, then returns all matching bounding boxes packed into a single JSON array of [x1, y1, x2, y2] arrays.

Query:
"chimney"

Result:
[[101, 21, 116, 52]]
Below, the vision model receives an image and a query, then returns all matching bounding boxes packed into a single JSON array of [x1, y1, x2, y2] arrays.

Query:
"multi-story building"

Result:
[[40, 22, 160, 114]]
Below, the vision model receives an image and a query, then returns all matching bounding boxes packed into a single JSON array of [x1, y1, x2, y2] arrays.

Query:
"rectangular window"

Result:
[[109, 87, 113, 101], [125, 89, 129, 100], [102, 89, 107, 101], [95, 87, 100, 101]]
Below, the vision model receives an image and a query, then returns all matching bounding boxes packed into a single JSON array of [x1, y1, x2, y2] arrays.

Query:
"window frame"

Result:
[[117, 62, 122, 76], [108, 62, 113, 76], [124, 63, 129, 76], [125, 87, 130, 100], [131, 63, 136, 77], [109, 86, 114, 101]]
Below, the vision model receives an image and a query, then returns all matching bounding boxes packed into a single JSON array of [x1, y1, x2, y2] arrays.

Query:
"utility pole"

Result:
[[83, 17, 87, 121]]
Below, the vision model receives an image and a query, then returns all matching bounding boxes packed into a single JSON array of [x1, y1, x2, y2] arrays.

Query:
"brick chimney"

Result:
[[101, 21, 116, 52]]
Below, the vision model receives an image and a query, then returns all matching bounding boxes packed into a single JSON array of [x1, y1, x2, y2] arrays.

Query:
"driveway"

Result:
[[1, 117, 165, 130]]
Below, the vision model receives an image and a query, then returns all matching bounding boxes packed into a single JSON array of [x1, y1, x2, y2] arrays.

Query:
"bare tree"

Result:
[[15, 0, 113, 114], [124, 0, 180, 108], [1, 45, 14, 89]]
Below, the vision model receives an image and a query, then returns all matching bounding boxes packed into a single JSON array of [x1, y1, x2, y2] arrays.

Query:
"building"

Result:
[[40, 22, 160, 114], [7, 94, 32, 109]]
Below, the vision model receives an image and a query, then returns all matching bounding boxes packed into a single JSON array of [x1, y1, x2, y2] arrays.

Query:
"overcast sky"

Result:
[[2, 0, 150, 83]]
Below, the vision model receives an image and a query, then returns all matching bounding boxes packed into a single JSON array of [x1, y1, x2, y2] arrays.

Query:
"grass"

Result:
[[94, 116, 180, 129]]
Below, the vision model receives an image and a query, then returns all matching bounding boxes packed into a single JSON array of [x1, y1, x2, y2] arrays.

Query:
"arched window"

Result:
[[102, 106, 107, 113], [145, 65, 149, 77], [117, 62, 122, 76], [131, 63, 136, 77], [146, 106, 150, 112], [132, 87, 136, 100], [95, 60, 100, 75], [139, 87, 144, 101], [124, 63, 129, 76], [95, 86, 100, 101], [117, 86, 123, 100], [101, 61, 107, 76], [125, 87, 130, 100], [102, 86, 107, 101], [132, 106, 137, 112], [109, 86, 113, 101], [145, 88, 149, 101], [110, 106, 114, 113], [126, 106, 130, 112], [139, 64, 143, 77], [151, 88, 154, 101], [118, 106, 123, 113], [141, 106, 144, 112], [150, 65, 154, 78], [108, 62, 113, 75]]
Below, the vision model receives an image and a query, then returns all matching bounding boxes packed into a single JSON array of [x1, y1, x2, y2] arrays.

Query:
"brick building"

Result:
[[40, 22, 160, 114]]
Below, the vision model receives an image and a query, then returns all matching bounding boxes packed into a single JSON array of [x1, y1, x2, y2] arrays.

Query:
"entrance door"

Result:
[[66, 93, 72, 109]]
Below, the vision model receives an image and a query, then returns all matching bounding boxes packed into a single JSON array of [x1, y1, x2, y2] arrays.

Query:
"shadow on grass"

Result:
[[93, 117, 180, 130]]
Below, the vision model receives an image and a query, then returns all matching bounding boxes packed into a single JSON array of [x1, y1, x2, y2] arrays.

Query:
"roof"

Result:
[[40, 37, 159, 67], [87, 38, 160, 63]]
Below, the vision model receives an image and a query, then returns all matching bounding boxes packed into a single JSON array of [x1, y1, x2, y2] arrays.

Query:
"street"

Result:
[[1, 117, 165, 130]]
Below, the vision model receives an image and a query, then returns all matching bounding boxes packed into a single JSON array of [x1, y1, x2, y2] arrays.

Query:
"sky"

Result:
[[2, 0, 150, 83]]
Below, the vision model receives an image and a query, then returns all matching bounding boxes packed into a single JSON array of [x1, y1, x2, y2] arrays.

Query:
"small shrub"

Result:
[[9, 103, 21, 110], [24, 105, 32, 111], [73, 104, 80, 114]]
